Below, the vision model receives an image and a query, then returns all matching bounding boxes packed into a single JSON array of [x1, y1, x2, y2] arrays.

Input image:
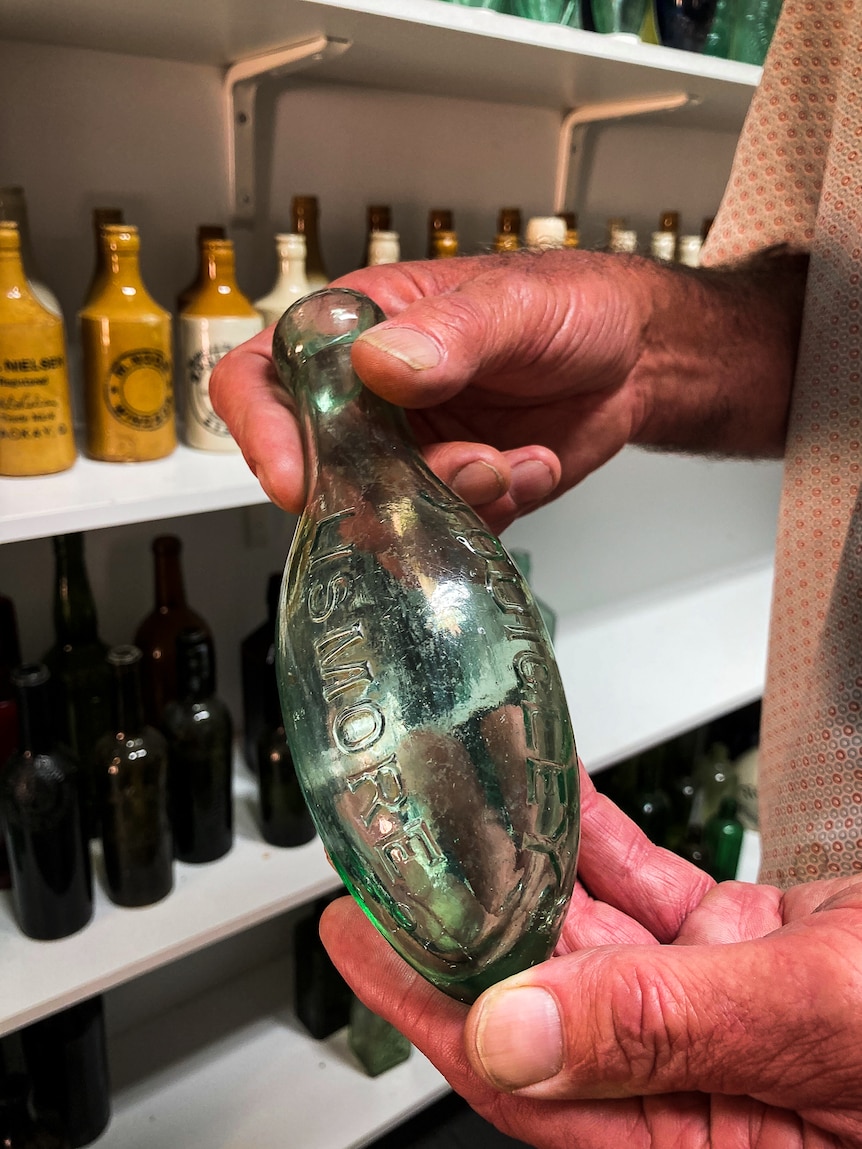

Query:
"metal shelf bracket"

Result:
[[225, 35, 351, 222], [553, 91, 697, 214]]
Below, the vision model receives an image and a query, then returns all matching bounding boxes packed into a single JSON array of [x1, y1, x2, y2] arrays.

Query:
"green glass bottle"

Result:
[[272, 288, 580, 1004], [293, 892, 354, 1039], [704, 795, 744, 882], [348, 996, 411, 1077]]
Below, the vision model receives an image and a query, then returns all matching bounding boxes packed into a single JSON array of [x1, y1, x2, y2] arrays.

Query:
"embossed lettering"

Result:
[[308, 508, 355, 568], [308, 572, 351, 623], [333, 701, 385, 753]]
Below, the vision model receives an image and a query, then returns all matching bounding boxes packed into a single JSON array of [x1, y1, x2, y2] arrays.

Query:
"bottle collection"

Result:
[[438, 0, 783, 66], [0, 187, 714, 478], [594, 697, 761, 881]]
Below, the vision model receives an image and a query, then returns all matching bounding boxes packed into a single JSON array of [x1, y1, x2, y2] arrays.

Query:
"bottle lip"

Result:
[[11, 661, 49, 688], [0, 221, 20, 251], [108, 644, 143, 668]]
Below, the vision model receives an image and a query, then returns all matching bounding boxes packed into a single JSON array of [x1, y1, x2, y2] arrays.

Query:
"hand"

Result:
[[210, 252, 655, 533], [320, 767, 862, 1149]]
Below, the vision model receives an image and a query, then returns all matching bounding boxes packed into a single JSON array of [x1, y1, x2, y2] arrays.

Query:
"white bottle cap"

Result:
[[650, 231, 676, 262], [368, 230, 401, 266], [610, 229, 638, 254], [677, 235, 703, 267], [525, 216, 566, 250]]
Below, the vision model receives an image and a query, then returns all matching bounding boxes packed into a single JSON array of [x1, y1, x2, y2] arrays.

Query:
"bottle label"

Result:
[[106, 348, 173, 430], [180, 315, 262, 451], [0, 326, 76, 476]]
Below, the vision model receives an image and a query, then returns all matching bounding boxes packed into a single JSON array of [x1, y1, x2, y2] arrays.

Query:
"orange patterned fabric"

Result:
[[703, 0, 862, 885]]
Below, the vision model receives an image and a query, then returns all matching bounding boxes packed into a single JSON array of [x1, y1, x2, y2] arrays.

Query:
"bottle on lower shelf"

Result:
[[348, 997, 412, 1077], [293, 893, 354, 1040]]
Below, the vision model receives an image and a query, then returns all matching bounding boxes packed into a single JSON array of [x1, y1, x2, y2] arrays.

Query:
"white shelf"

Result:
[[0, 447, 269, 545], [1, 0, 760, 130], [556, 559, 772, 772], [0, 765, 341, 1037], [106, 956, 448, 1149]]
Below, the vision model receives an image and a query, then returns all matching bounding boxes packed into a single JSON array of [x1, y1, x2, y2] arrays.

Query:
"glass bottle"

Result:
[[0, 1074, 70, 1149], [557, 211, 580, 249], [525, 216, 566, 249], [257, 662, 316, 848], [79, 224, 175, 463], [175, 224, 226, 316], [42, 533, 112, 835], [426, 209, 453, 259], [677, 234, 704, 267], [367, 231, 401, 267], [678, 823, 711, 872], [96, 645, 173, 907], [348, 997, 412, 1077], [254, 234, 310, 327], [0, 593, 22, 889], [0, 663, 93, 940], [431, 229, 459, 259], [493, 208, 521, 253], [690, 740, 737, 827], [162, 627, 233, 864], [272, 288, 580, 1003], [81, 207, 124, 310], [179, 237, 262, 452], [293, 892, 354, 1039], [240, 571, 282, 772], [361, 204, 391, 267], [653, 0, 718, 51], [21, 996, 111, 1149], [290, 196, 328, 289], [704, 794, 744, 881], [0, 187, 61, 317], [626, 744, 673, 846], [133, 534, 212, 724], [729, 0, 782, 64], [703, 0, 734, 56], [0, 223, 76, 477]]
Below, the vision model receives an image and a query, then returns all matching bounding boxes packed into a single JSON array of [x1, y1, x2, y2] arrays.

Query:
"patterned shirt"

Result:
[[703, 0, 862, 885]]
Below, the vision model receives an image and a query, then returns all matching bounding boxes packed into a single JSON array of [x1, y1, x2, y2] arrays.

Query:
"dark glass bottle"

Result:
[[0, 1074, 69, 1149], [162, 628, 233, 863], [21, 997, 111, 1149], [0, 592, 23, 890], [678, 823, 712, 872], [626, 744, 672, 846], [96, 645, 173, 907], [42, 533, 112, 836], [704, 794, 744, 881], [239, 571, 281, 772], [257, 667, 315, 848], [293, 893, 353, 1039], [134, 535, 212, 725], [348, 997, 411, 1077], [0, 664, 92, 940], [290, 196, 327, 289]]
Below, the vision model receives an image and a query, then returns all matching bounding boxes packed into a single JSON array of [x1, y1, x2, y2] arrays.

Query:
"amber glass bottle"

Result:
[[179, 238, 262, 452], [431, 229, 459, 258], [96, 645, 173, 907], [361, 204, 391, 267], [134, 534, 212, 724], [175, 224, 226, 315], [0, 223, 76, 476], [493, 207, 521, 252], [81, 207, 124, 310], [79, 224, 175, 462], [426, 209, 453, 258], [290, 196, 328, 289]]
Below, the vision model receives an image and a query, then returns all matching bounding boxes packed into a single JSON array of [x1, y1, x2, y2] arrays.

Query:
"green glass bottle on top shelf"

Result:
[[273, 288, 580, 1004]]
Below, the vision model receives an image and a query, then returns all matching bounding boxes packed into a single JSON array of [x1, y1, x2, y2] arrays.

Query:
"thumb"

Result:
[[463, 922, 862, 1109]]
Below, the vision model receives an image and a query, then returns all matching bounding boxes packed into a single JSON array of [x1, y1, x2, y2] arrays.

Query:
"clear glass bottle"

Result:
[[133, 534, 212, 724], [254, 234, 311, 326], [273, 288, 579, 1003], [361, 204, 391, 267], [493, 207, 521, 253], [367, 231, 401, 266], [21, 996, 111, 1149], [290, 196, 328, 289], [348, 997, 412, 1077], [175, 224, 226, 316], [81, 207, 124, 310], [0, 663, 93, 940], [79, 224, 175, 462], [0, 223, 76, 476], [179, 237, 262, 452], [41, 532, 112, 835], [0, 187, 61, 317], [162, 627, 233, 864], [96, 644, 173, 907]]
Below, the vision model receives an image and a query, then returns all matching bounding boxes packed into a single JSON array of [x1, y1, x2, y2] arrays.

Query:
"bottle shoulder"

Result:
[[182, 283, 259, 319], [80, 282, 170, 323]]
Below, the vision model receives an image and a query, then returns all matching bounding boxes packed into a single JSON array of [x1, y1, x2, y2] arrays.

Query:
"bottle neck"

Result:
[[14, 667, 56, 754], [0, 195, 39, 281], [52, 534, 101, 645], [176, 635, 215, 700], [109, 650, 146, 736], [152, 538, 187, 610], [0, 240, 35, 299]]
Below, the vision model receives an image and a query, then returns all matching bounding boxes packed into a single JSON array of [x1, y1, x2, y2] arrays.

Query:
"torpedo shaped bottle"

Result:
[[272, 288, 580, 1004]]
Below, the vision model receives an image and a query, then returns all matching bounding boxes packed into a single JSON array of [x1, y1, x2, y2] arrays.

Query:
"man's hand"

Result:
[[320, 767, 862, 1149]]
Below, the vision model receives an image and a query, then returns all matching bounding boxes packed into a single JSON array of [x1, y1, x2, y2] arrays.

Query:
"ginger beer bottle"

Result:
[[0, 222, 76, 476], [80, 224, 175, 462]]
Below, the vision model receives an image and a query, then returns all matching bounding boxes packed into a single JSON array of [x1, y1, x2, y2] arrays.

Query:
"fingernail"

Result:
[[473, 987, 563, 1090], [450, 460, 506, 505], [357, 327, 441, 370], [510, 459, 556, 505]]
